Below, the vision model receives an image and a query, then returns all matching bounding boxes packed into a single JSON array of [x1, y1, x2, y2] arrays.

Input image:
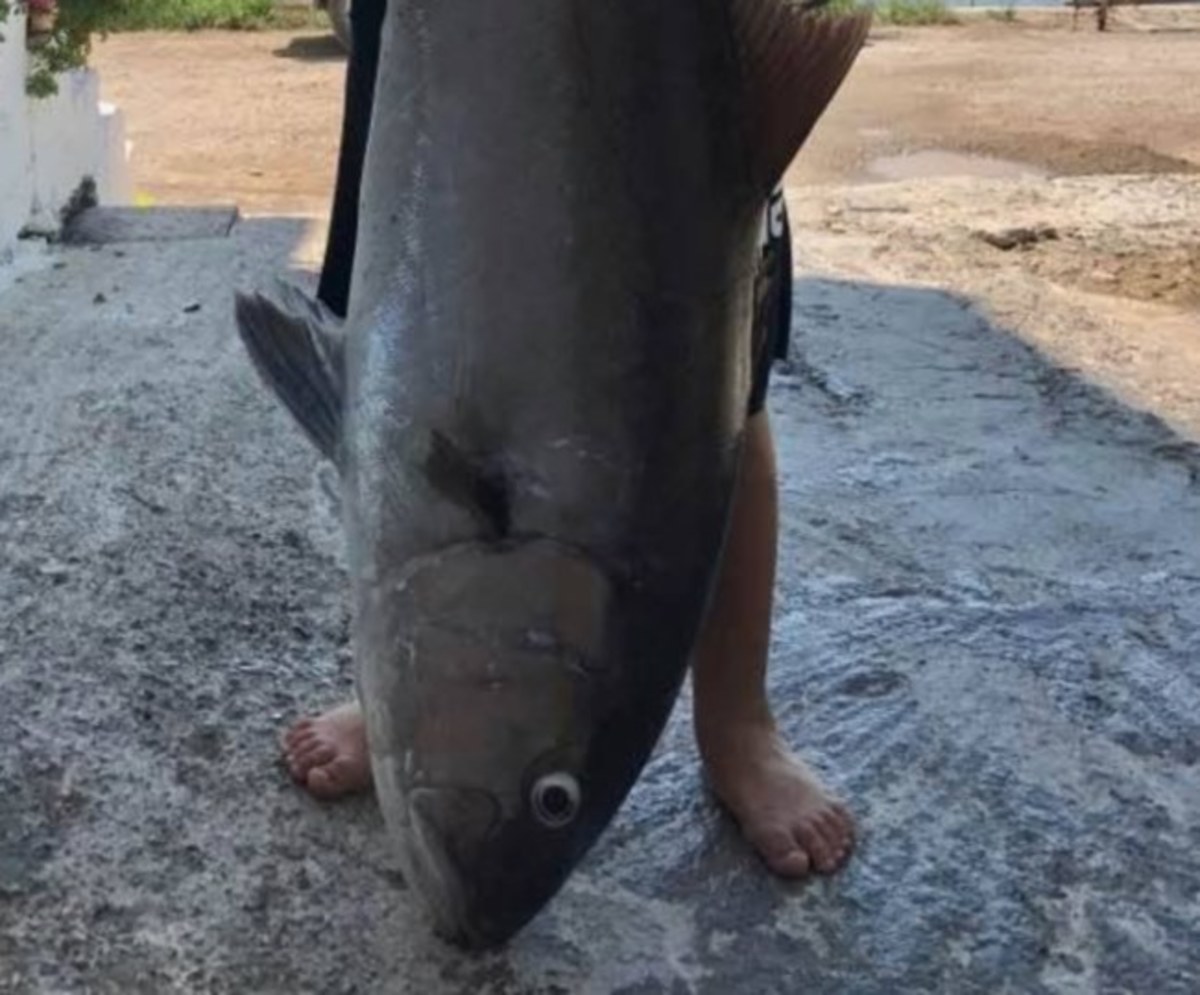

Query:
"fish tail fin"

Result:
[[733, 0, 873, 194], [234, 281, 345, 463]]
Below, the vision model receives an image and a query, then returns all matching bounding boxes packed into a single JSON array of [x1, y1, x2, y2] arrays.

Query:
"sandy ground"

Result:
[[91, 15, 1200, 213], [3, 13, 1200, 995]]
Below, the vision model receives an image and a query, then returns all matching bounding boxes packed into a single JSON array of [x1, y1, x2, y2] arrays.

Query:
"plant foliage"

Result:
[[11, 0, 274, 97]]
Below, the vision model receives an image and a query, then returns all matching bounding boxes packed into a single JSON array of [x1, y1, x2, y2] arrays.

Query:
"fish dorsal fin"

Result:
[[732, 0, 872, 194], [234, 280, 345, 463]]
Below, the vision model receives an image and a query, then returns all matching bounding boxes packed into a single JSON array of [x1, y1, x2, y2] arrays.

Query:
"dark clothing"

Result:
[[317, 0, 385, 319], [749, 187, 793, 416], [317, 0, 792, 415]]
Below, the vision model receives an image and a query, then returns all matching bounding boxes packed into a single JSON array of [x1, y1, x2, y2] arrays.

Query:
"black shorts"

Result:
[[748, 187, 793, 417]]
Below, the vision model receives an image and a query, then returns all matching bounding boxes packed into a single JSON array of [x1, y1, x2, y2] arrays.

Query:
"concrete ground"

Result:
[[2, 181, 1199, 991]]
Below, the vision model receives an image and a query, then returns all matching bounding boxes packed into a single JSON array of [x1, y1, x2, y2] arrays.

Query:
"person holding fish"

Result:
[[242, 0, 867, 945]]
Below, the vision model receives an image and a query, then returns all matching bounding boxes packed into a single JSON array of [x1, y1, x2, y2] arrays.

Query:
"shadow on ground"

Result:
[[0, 221, 1197, 993], [273, 34, 348, 63]]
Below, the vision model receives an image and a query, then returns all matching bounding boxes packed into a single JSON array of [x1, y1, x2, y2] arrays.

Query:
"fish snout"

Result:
[[405, 786, 500, 945]]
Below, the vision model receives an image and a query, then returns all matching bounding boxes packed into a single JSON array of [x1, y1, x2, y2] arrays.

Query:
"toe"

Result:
[[304, 764, 343, 799], [769, 849, 813, 879], [286, 752, 310, 781], [817, 809, 849, 850], [832, 827, 855, 863], [283, 717, 317, 750], [747, 825, 812, 879], [305, 757, 368, 800], [292, 739, 335, 770], [795, 820, 838, 874], [812, 815, 851, 872], [815, 826, 846, 873], [830, 802, 856, 842], [287, 741, 335, 781], [821, 807, 856, 860], [289, 728, 323, 753]]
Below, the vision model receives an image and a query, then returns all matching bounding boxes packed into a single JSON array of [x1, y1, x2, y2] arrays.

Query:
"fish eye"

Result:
[[530, 773, 581, 829]]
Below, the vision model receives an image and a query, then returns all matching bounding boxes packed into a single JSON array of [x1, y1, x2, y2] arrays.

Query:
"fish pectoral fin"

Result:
[[733, 0, 872, 194], [234, 280, 345, 463], [424, 431, 512, 540]]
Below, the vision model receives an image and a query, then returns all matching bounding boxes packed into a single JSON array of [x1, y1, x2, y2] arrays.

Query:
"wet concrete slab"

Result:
[[865, 149, 1048, 183], [0, 211, 1198, 993]]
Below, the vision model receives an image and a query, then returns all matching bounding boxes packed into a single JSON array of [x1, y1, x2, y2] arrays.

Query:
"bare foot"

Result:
[[281, 702, 372, 800], [698, 720, 855, 879]]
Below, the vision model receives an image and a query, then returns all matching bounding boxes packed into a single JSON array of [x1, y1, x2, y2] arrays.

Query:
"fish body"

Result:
[[237, 0, 869, 948]]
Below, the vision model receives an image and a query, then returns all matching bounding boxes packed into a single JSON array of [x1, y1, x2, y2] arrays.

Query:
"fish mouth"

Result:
[[404, 787, 502, 947], [406, 786, 571, 949]]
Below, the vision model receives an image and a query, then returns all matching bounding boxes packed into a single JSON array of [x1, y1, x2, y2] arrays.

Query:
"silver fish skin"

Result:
[[236, 0, 869, 948]]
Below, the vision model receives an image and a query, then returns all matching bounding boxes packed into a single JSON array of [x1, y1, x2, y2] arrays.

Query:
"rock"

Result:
[[975, 225, 1060, 250]]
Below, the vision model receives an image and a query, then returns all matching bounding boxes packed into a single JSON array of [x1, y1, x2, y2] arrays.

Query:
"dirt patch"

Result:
[[959, 134, 1200, 179], [1016, 236, 1200, 306], [788, 20, 1200, 186], [965, 211, 1200, 307], [91, 18, 1200, 215], [93, 30, 345, 215]]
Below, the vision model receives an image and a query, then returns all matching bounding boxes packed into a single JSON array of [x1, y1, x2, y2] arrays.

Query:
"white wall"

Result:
[[26, 69, 133, 235], [0, 10, 34, 260], [0, 11, 131, 255]]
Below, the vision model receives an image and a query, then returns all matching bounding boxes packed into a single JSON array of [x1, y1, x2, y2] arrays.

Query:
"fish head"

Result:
[[358, 538, 624, 948]]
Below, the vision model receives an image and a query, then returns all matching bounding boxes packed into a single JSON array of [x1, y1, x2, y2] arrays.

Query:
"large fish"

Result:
[[236, 0, 869, 948]]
